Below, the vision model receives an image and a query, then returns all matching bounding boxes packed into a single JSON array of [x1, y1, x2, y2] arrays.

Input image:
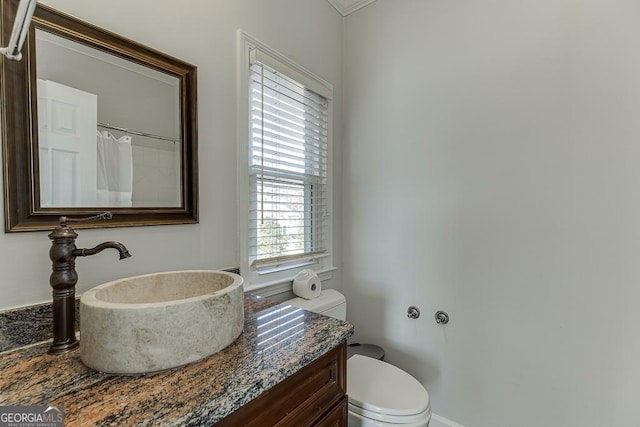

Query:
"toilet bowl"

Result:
[[286, 289, 431, 426], [348, 354, 431, 427]]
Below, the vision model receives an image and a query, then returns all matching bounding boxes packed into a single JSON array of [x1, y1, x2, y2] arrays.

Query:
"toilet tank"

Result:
[[285, 289, 346, 320]]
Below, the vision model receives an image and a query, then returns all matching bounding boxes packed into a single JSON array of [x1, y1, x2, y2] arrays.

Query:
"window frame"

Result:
[[237, 30, 334, 291]]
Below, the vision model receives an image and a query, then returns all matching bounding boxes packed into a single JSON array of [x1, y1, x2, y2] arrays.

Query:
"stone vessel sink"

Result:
[[80, 270, 243, 374]]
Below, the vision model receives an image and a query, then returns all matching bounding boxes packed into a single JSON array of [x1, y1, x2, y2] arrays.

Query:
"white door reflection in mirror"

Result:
[[38, 79, 97, 207]]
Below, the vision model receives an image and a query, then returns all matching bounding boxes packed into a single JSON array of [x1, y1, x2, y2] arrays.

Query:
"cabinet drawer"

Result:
[[215, 342, 346, 427]]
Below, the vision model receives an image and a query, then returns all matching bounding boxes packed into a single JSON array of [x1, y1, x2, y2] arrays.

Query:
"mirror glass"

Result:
[[36, 29, 181, 208], [0, 1, 198, 231]]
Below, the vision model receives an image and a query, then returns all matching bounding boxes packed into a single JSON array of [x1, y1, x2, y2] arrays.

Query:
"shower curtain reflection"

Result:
[[96, 131, 133, 206]]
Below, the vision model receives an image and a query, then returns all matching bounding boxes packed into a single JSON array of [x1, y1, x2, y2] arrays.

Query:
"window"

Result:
[[238, 31, 333, 289]]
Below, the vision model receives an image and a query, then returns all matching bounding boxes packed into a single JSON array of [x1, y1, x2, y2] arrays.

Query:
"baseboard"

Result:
[[431, 413, 465, 427]]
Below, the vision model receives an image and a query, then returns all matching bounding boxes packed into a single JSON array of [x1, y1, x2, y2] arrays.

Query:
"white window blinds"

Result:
[[249, 52, 329, 269]]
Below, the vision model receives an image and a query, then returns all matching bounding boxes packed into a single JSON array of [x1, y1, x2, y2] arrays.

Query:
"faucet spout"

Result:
[[73, 241, 131, 260]]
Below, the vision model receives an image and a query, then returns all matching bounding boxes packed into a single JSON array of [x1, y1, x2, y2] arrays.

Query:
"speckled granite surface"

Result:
[[0, 295, 353, 426], [0, 301, 80, 352]]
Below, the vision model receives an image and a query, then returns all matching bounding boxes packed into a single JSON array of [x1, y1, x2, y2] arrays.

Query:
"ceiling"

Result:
[[326, 0, 378, 16]]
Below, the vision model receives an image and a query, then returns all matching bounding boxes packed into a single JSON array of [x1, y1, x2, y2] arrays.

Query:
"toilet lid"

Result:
[[347, 354, 430, 417]]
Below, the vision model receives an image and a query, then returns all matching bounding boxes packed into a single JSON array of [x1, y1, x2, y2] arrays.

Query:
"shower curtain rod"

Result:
[[98, 122, 179, 143]]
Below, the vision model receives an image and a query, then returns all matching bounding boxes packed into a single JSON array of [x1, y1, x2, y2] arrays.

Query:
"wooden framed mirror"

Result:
[[0, 0, 198, 231]]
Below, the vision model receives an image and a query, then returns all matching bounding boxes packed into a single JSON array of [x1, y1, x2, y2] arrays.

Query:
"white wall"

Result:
[[0, 0, 343, 309], [131, 145, 179, 204], [343, 0, 640, 426]]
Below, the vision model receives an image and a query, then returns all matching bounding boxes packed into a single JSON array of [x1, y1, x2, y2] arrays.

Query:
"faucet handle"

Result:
[[51, 212, 113, 240], [59, 212, 113, 227]]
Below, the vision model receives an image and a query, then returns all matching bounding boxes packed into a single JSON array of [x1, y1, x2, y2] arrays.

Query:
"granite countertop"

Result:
[[0, 295, 354, 426]]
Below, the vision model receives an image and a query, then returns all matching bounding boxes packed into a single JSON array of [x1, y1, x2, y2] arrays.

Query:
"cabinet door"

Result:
[[314, 396, 347, 427]]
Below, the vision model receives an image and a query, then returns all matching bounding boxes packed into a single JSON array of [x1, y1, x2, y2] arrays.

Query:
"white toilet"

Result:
[[286, 289, 432, 427]]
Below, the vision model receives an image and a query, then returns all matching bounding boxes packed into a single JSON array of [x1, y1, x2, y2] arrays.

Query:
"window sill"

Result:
[[243, 266, 336, 297]]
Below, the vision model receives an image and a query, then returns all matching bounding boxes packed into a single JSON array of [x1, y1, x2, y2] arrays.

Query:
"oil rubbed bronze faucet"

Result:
[[48, 212, 131, 355]]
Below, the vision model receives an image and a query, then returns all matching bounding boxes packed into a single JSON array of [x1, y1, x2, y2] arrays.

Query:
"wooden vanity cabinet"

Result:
[[215, 342, 347, 427]]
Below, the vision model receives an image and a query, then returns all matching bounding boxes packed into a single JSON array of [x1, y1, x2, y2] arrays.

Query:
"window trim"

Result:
[[237, 30, 334, 291]]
